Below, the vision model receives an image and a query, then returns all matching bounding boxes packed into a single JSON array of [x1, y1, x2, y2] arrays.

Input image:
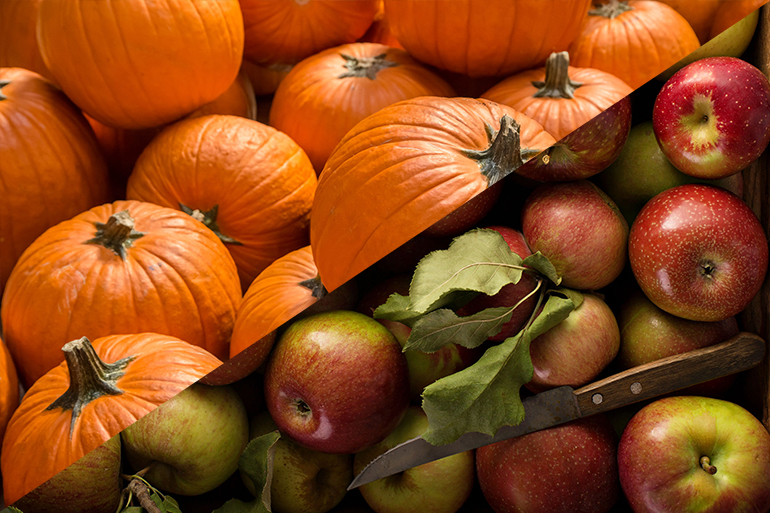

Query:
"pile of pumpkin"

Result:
[[0, 0, 765, 509]]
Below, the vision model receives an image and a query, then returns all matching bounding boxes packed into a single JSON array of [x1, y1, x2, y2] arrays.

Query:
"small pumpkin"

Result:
[[269, 42, 456, 173], [482, 51, 633, 141], [0, 68, 112, 294], [567, 0, 701, 89], [126, 115, 318, 290], [0, 0, 55, 82], [240, 60, 294, 97], [0, 334, 19, 451], [240, 0, 379, 65], [36, 0, 245, 129], [310, 96, 556, 291], [359, 0, 403, 49], [1, 200, 241, 388], [1, 333, 222, 505]]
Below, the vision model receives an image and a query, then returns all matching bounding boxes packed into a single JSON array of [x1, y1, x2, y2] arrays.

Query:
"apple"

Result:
[[120, 382, 250, 496], [616, 288, 740, 397], [628, 183, 768, 322], [526, 292, 620, 393], [618, 396, 770, 513], [423, 181, 504, 237], [476, 414, 621, 513], [652, 56, 770, 179], [521, 180, 629, 291], [353, 405, 476, 513], [455, 226, 539, 342], [9, 434, 122, 513], [263, 310, 410, 454], [593, 120, 744, 224], [243, 411, 353, 513]]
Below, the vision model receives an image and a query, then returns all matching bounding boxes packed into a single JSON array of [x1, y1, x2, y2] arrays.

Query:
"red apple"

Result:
[[521, 180, 629, 290], [652, 56, 770, 179], [476, 414, 621, 513], [618, 396, 770, 513], [263, 310, 410, 454], [628, 183, 768, 322]]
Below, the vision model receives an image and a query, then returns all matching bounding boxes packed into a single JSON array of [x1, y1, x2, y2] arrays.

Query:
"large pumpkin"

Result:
[[1, 333, 222, 505], [310, 96, 557, 291], [567, 0, 701, 89], [481, 51, 633, 141], [126, 115, 318, 290], [0, 68, 112, 294], [0, 0, 55, 82], [383, 0, 592, 77], [269, 42, 456, 173], [36, 0, 244, 129], [1, 200, 241, 388], [240, 0, 379, 65]]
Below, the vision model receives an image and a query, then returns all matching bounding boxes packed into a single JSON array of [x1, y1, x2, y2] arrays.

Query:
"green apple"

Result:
[[121, 382, 249, 496], [353, 405, 475, 513], [242, 411, 353, 513]]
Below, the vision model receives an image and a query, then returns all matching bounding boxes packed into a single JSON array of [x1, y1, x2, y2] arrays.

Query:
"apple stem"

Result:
[[179, 203, 243, 245], [700, 456, 718, 475], [589, 0, 633, 19], [532, 52, 583, 99], [461, 115, 524, 186], [299, 275, 328, 300], [337, 52, 399, 80], [83, 209, 145, 260]]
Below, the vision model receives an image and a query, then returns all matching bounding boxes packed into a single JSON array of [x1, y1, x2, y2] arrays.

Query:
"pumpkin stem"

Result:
[[126, 475, 164, 513], [84, 210, 144, 260], [461, 115, 523, 186], [532, 52, 582, 99], [299, 275, 328, 300], [179, 203, 243, 246], [46, 336, 135, 438], [338, 53, 399, 80], [589, 0, 633, 18], [0, 79, 10, 101]]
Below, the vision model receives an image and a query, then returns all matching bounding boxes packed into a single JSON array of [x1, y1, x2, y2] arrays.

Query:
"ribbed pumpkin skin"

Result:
[[126, 115, 318, 290], [0, 335, 19, 451], [0, 68, 112, 294], [567, 0, 701, 89], [1, 333, 222, 506], [383, 0, 592, 77], [482, 60, 633, 141], [230, 246, 320, 359], [269, 42, 456, 173], [655, 0, 721, 43], [241, 0, 379, 65], [1, 200, 241, 388], [310, 96, 557, 291], [36, 0, 244, 129], [0, 0, 55, 82]]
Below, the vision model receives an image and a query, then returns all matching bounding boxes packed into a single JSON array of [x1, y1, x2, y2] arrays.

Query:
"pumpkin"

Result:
[[481, 51, 633, 141], [240, 60, 294, 97], [655, 0, 722, 43], [36, 0, 244, 129], [0, 334, 19, 451], [383, 0, 592, 77], [240, 0, 379, 65], [269, 42, 456, 173], [567, 0, 701, 89], [359, 0, 404, 49], [1, 200, 241, 388], [0, 68, 112, 294], [126, 115, 317, 290], [709, 0, 766, 39], [185, 69, 258, 122], [310, 96, 557, 291], [0, 0, 55, 82], [1, 333, 222, 505]]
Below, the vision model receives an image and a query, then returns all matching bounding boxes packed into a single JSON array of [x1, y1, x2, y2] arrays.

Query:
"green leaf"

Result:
[[372, 292, 420, 325], [420, 289, 582, 445], [522, 252, 561, 285], [3, 508, 25, 513], [162, 496, 182, 513], [403, 306, 513, 352]]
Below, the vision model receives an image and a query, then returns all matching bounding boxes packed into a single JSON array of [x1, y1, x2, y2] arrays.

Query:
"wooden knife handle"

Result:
[[575, 332, 766, 417]]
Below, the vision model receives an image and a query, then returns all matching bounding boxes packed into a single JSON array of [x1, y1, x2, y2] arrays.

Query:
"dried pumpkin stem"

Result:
[[299, 275, 328, 300], [179, 203, 243, 245], [46, 336, 134, 437], [532, 52, 583, 99], [0, 79, 10, 101], [338, 53, 399, 80], [589, 0, 633, 18], [462, 114, 523, 186], [84, 209, 144, 260], [127, 477, 163, 513]]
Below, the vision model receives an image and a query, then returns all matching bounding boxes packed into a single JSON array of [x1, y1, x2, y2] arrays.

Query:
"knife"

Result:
[[348, 331, 766, 490]]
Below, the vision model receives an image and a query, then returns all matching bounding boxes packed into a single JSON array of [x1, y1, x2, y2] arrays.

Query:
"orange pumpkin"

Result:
[[1, 333, 222, 505], [186, 69, 258, 122], [359, 0, 404, 49], [709, 0, 766, 39], [126, 115, 317, 290], [0, 0, 55, 82], [36, 0, 244, 129], [269, 42, 456, 173], [655, 0, 722, 43], [567, 0, 701, 89], [1, 200, 241, 388], [240, 60, 294, 97], [0, 334, 19, 451], [240, 0, 379, 65], [0, 68, 112, 295], [481, 52, 633, 141], [383, 0, 592, 77], [310, 96, 557, 291]]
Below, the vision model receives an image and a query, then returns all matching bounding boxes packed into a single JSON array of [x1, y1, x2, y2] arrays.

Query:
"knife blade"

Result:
[[348, 331, 765, 490]]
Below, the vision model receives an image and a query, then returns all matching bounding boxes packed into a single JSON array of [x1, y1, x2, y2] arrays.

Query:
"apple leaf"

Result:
[[2, 508, 24, 513], [213, 431, 280, 513], [403, 306, 513, 352], [420, 289, 582, 445], [522, 252, 561, 285]]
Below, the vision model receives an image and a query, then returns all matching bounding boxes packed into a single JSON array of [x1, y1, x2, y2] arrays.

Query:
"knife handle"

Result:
[[574, 331, 765, 417]]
